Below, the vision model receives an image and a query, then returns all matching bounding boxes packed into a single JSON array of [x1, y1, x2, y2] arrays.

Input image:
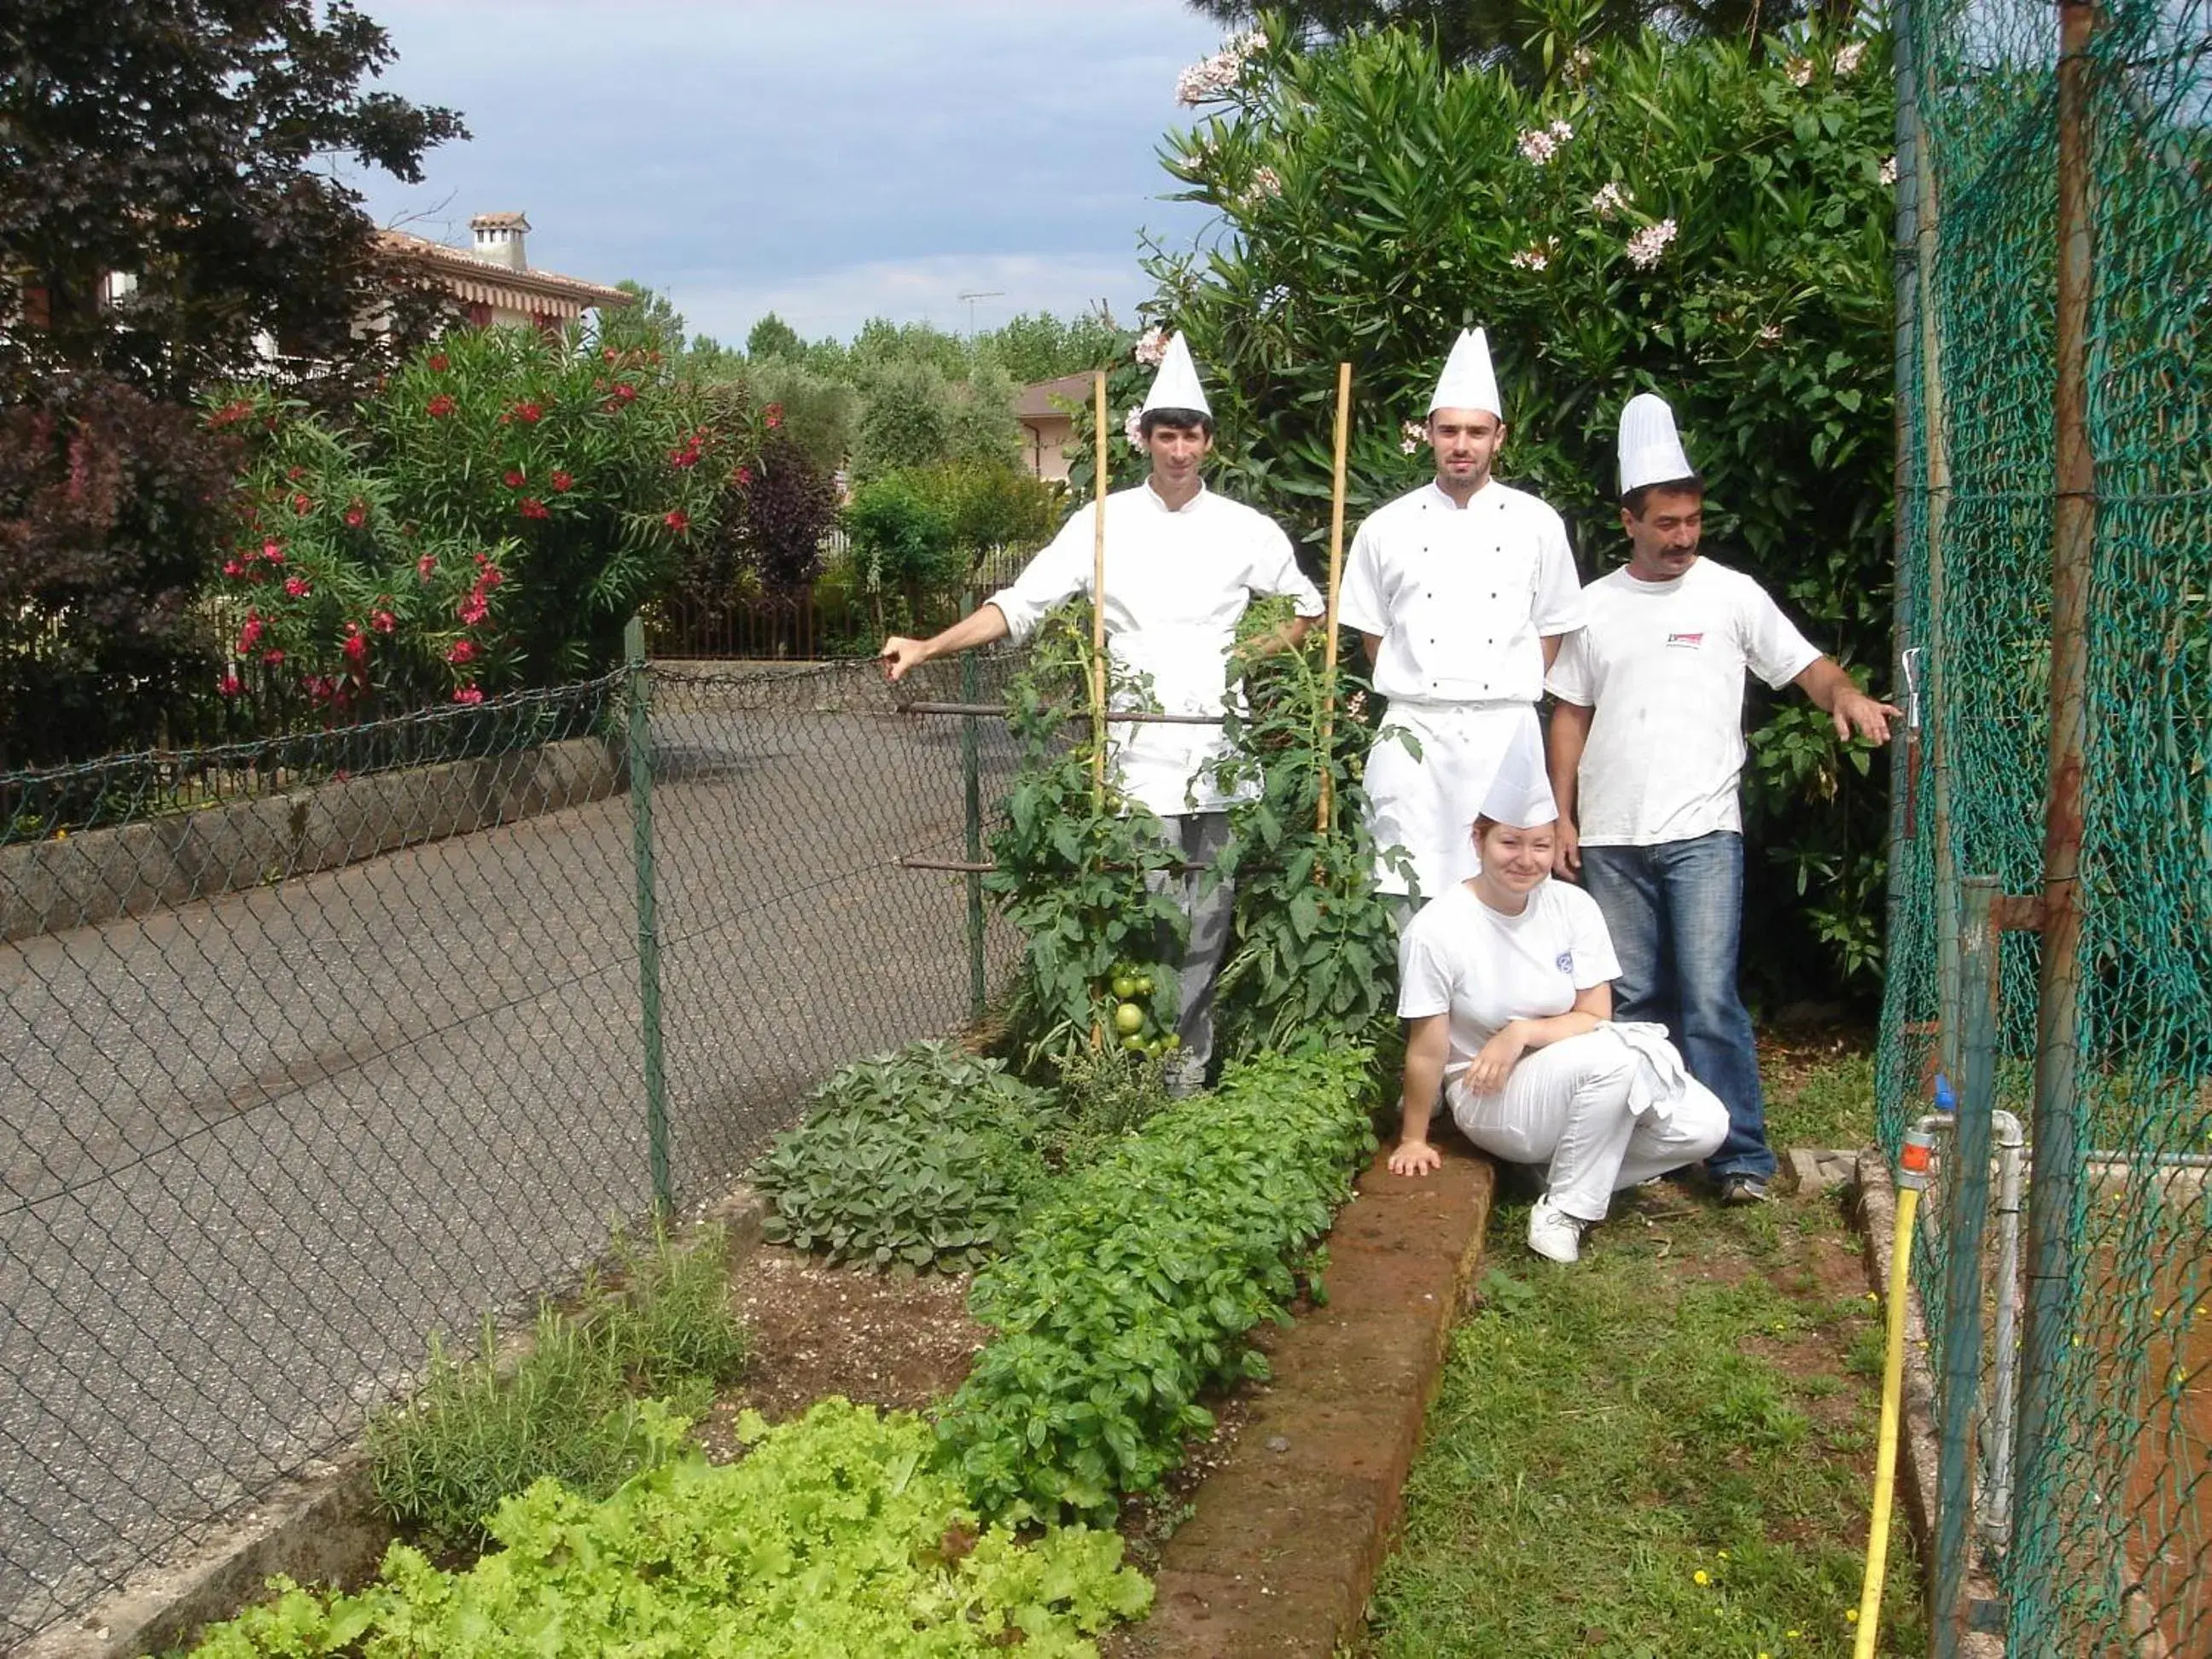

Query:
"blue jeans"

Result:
[[1578, 831, 1774, 1182]]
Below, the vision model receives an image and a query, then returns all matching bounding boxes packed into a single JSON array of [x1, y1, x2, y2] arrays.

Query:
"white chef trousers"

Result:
[[1365, 701, 1540, 899], [1445, 1031, 1729, 1223]]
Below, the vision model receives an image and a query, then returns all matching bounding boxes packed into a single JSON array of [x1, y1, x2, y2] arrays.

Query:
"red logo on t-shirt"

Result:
[[1666, 631, 1705, 648]]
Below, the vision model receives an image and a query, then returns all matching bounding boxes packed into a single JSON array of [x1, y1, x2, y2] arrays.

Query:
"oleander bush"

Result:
[[937, 1045, 1377, 1522]]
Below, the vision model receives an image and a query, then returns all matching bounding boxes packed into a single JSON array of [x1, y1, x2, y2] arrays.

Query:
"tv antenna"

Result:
[[958, 289, 1004, 335]]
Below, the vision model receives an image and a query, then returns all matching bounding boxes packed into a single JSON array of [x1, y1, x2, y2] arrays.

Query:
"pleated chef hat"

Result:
[[1139, 333, 1211, 416], [1478, 720, 1557, 830], [1617, 392, 1697, 495], [1428, 327, 1503, 419]]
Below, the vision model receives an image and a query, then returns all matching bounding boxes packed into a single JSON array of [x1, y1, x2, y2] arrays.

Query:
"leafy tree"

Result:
[[741, 357, 860, 476], [745, 312, 804, 360], [1150, 19, 1895, 998], [980, 311, 1125, 383], [846, 472, 959, 596], [0, 0, 466, 400]]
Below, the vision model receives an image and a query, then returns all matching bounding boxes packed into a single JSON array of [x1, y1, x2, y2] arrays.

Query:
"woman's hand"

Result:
[[1388, 1138, 1443, 1178], [1463, 1022, 1529, 1096]]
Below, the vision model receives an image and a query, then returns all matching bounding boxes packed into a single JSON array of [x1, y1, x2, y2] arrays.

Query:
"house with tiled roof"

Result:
[[382, 212, 631, 334]]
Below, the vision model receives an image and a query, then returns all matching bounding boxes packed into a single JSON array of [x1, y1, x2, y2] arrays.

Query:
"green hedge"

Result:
[[936, 1046, 1377, 1521]]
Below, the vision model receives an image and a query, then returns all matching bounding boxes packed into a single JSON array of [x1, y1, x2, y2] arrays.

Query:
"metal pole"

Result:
[[1936, 876, 2000, 1657], [624, 614, 673, 1215], [1981, 1109, 2027, 1551], [2015, 0, 2097, 1588], [960, 613, 987, 1027], [1889, 0, 1924, 934]]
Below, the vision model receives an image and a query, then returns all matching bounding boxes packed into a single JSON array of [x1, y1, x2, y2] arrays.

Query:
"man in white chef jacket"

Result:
[[879, 335, 1325, 1091], [1338, 327, 1586, 910], [1545, 393, 1900, 1202]]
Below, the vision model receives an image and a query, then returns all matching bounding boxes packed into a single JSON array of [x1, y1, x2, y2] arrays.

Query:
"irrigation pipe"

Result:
[[1857, 1123, 1935, 1657]]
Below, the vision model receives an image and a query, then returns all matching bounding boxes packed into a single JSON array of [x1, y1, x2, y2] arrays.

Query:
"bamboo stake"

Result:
[[1091, 371, 1109, 806], [1316, 361, 1353, 835]]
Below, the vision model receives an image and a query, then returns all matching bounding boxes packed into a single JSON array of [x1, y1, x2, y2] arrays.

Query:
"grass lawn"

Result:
[[1361, 1038, 1925, 1658]]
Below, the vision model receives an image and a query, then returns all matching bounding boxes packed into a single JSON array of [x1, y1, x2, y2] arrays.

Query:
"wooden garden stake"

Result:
[[1317, 361, 1353, 835], [1091, 370, 1109, 806]]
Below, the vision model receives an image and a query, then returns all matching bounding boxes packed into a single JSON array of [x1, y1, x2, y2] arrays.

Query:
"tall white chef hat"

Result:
[[1138, 333, 1212, 417], [1428, 327, 1503, 420], [1617, 392, 1698, 497], [1476, 720, 1557, 830]]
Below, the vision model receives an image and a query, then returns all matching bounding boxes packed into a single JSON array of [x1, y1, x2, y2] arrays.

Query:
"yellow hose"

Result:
[[1854, 1181, 1921, 1658]]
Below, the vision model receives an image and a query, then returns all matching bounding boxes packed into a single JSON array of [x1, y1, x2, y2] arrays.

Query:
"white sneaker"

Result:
[[1526, 1199, 1586, 1264]]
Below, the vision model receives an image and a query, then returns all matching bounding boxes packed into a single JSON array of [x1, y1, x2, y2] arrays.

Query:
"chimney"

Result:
[[469, 212, 531, 272]]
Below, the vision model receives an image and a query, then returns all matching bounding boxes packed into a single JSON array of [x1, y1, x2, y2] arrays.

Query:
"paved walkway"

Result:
[[0, 661, 1020, 1643]]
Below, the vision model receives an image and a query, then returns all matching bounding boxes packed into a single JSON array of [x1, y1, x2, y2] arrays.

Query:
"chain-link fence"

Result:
[[0, 640, 1023, 1646], [1879, 1, 2211, 1651]]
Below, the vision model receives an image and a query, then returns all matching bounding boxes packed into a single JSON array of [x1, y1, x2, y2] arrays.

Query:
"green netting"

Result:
[[1879, 1, 2212, 1650]]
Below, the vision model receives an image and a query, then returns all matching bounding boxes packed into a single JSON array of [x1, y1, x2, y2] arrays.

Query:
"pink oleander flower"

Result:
[[1837, 39, 1867, 76], [218, 672, 242, 697], [1133, 325, 1167, 366], [1880, 154, 1899, 186], [664, 509, 690, 533], [283, 575, 310, 597], [342, 629, 368, 666], [372, 608, 396, 634], [503, 469, 526, 488], [1243, 166, 1283, 204], [238, 612, 265, 652], [417, 552, 437, 580], [1591, 181, 1632, 219], [1400, 420, 1426, 456], [262, 540, 284, 563], [1124, 405, 1146, 446], [1516, 126, 1560, 165], [551, 470, 574, 492], [1509, 241, 1556, 271], [458, 594, 489, 626], [343, 500, 366, 528], [764, 403, 784, 429], [519, 497, 550, 521], [453, 684, 484, 705], [446, 638, 477, 665], [223, 559, 245, 578], [514, 401, 543, 424], [1625, 218, 1679, 270]]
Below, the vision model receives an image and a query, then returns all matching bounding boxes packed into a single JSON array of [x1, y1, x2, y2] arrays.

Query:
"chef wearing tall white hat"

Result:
[[880, 334, 1324, 1090], [1545, 392, 1900, 1203], [1337, 327, 1586, 906], [1384, 719, 1728, 1263]]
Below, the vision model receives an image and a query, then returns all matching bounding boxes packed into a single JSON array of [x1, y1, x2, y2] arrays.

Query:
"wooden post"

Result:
[[1317, 362, 1353, 835], [1091, 371, 1109, 806]]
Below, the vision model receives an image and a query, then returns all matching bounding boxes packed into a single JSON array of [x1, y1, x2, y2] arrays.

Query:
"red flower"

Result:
[[207, 399, 253, 429], [764, 402, 784, 429], [222, 560, 245, 579], [663, 509, 690, 533], [283, 575, 311, 597], [551, 470, 574, 492], [736, 465, 755, 487], [342, 630, 368, 666], [504, 469, 527, 488], [292, 493, 313, 515], [602, 346, 619, 362], [371, 608, 397, 634], [262, 539, 285, 563], [262, 648, 286, 665], [458, 593, 489, 626], [519, 497, 550, 521], [428, 352, 451, 372], [238, 612, 265, 651], [480, 567, 504, 589], [613, 382, 637, 403], [427, 393, 457, 418], [416, 552, 437, 581], [515, 401, 543, 424], [668, 445, 700, 469], [343, 500, 367, 528], [446, 638, 478, 665], [286, 466, 306, 481], [454, 684, 485, 705], [218, 672, 242, 696]]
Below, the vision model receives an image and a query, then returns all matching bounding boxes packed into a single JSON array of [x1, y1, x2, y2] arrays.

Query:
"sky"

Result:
[[346, 1, 1231, 348]]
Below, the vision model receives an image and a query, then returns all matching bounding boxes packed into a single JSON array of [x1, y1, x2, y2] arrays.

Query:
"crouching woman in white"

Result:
[[1385, 749, 1728, 1263]]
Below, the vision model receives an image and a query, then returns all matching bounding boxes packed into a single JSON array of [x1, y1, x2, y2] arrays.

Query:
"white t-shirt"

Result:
[[1545, 557, 1821, 847], [1396, 879, 1621, 1077], [1337, 480, 1584, 707], [987, 480, 1324, 816]]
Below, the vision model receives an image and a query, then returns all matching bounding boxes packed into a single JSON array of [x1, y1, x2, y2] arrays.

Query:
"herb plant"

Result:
[[754, 1040, 1059, 1271], [937, 1046, 1377, 1522], [183, 1400, 1152, 1658]]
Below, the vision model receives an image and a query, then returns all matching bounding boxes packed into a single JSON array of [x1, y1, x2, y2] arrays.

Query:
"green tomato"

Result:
[[1111, 974, 1140, 1000], [1112, 1001, 1145, 1036], [1134, 975, 1155, 997], [1162, 1033, 1182, 1051], [1145, 1038, 1166, 1057], [1121, 1033, 1147, 1051]]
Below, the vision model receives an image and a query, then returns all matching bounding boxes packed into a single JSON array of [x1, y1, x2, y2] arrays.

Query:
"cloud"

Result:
[[347, 0, 1229, 338]]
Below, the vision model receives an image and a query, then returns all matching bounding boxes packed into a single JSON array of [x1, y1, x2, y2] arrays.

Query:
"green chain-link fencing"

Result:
[[0, 642, 1023, 1647], [1880, 1, 2211, 1650]]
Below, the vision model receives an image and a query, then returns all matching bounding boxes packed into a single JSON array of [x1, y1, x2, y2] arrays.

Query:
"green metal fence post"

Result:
[[960, 614, 987, 1027], [1936, 876, 2000, 1656], [625, 614, 673, 1214]]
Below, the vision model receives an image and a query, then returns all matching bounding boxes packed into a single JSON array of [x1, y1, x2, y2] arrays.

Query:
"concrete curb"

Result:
[[2, 736, 620, 945], [1121, 1143, 1496, 1656], [21, 1185, 767, 1659], [1855, 1148, 2006, 1658]]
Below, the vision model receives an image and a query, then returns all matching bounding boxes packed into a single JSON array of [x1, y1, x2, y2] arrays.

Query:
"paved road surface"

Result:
[[0, 660, 1021, 1643]]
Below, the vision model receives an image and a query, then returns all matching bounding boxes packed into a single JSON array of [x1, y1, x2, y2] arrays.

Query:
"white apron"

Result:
[[1363, 701, 1541, 898], [1107, 624, 1250, 818]]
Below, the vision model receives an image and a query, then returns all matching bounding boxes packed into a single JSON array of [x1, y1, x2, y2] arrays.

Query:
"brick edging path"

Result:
[[1121, 1142, 1496, 1656]]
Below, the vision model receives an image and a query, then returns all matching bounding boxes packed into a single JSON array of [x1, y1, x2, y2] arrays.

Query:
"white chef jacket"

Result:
[[1545, 556, 1821, 847], [1396, 877, 1621, 1077], [987, 480, 1324, 817], [1337, 479, 1585, 707]]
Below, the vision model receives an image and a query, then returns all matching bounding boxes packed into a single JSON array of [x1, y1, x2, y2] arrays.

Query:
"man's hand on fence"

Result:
[[879, 637, 929, 682]]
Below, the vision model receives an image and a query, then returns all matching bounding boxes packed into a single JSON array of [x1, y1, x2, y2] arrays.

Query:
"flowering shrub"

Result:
[[1142, 18, 1898, 998], [207, 312, 760, 702]]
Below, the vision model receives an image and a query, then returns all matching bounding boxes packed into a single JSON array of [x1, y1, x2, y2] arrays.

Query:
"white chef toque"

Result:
[[1138, 333, 1212, 417], [1428, 327, 1503, 420], [1478, 720, 1557, 830], [1617, 392, 1698, 496]]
